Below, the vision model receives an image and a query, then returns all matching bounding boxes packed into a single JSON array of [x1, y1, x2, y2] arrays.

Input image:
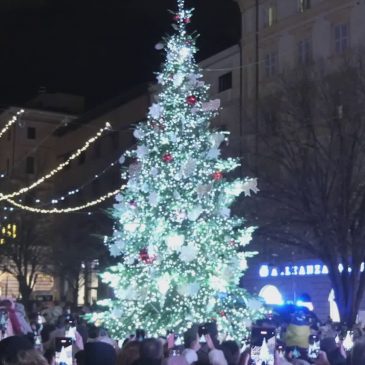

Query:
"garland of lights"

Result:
[[0, 122, 112, 202], [4, 187, 124, 214], [0, 110, 24, 141]]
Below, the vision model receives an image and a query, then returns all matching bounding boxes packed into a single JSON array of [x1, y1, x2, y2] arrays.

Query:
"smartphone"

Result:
[[65, 326, 76, 341], [307, 334, 319, 359], [250, 327, 276, 365], [55, 337, 73, 365]]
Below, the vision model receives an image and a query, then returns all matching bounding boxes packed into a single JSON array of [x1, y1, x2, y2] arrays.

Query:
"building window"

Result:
[[263, 4, 277, 28], [218, 72, 232, 92], [259, 285, 284, 305], [27, 127, 36, 140], [298, 0, 311, 13], [26, 156, 35, 174], [79, 151, 86, 165], [298, 38, 312, 65], [334, 23, 349, 54], [264, 52, 278, 78]]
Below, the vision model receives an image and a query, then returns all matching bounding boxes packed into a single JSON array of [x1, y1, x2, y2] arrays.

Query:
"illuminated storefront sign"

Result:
[[259, 262, 363, 278]]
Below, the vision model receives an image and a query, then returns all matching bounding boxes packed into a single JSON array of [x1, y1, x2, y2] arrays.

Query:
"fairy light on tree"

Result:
[[93, 0, 263, 340]]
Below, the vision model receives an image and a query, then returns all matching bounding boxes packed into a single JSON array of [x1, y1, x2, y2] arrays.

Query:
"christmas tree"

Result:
[[94, 0, 263, 341]]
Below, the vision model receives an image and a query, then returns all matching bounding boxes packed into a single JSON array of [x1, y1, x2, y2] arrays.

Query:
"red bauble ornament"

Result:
[[228, 240, 236, 247], [162, 153, 173, 163], [219, 310, 226, 317], [139, 248, 155, 264], [173, 15, 180, 21], [186, 95, 197, 106], [183, 18, 191, 24], [212, 171, 223, 181]]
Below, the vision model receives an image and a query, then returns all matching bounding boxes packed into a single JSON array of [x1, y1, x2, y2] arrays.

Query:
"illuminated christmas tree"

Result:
[[94, 0, 263, 340]]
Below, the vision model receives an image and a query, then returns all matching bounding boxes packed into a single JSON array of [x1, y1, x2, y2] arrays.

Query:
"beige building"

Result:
[[234, 0, 365, 164]]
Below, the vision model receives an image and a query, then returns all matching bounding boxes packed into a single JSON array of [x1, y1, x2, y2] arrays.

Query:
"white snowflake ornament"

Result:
[[149, 103, 163, 119], [206, 148, 221, 160], [180, 244, 199, 262], [136, 145, 149, 159], [133, 128, 145, 140], [188, 206, 203, 221], [173, 72, 185, 87], [242, 178, 259, 197], [166, 234, 185, 251]]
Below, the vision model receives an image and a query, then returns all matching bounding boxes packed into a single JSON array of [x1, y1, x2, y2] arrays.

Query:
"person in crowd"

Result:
[[220, 341, 240, 365], [133, 338, 164, 365], [87, 325, 117, 349], [77, 341, 117, 365], [43, 315, 84, 355], [117, 340, 140, 365], [163, 356, 189, 365], [319, 337, 346, 365], [2, 349, 49, 365], [41, 302, 63, 326], [197, 322, 221, 365], [182, 325, 200, 365], [351, 337, 365, 365], [0, 336, 34, 364], [43, 349, 56, 365]]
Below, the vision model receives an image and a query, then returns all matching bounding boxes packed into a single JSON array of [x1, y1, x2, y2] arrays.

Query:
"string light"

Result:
[[0, 110, 24, 141], [0, 122, 112, 202], [4, 187, 124, 214], [28, 157, 121, 206]]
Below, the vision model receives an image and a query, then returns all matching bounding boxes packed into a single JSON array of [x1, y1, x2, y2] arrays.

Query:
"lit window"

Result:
[[328, 289, 340, 322], [298, 0, 311, 13], [334, 24, 349, 54], [259, 285, 284, 305], [298, 38, 312, 65], [266, 5, 277, 27], [218, 72, 232, 93]]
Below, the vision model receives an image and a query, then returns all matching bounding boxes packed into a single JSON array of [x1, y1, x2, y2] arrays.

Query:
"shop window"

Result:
[[259, 285, 283, 305]]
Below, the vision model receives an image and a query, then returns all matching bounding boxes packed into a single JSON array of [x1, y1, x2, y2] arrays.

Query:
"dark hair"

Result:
[[140, 338, 163, 361], [221, 341, 240, 365], [3, 349, 48, 365], [351, 338, 365, 365]]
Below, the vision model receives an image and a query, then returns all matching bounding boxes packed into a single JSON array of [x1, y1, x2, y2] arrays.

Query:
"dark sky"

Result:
[[0, 0, 240, 109]]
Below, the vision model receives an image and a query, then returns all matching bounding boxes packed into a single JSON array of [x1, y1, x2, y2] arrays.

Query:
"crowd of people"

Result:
[[0, 298, 364, 365]]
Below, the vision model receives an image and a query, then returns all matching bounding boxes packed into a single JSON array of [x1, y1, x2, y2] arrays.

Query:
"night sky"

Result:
[[0, 0, 240, 109]]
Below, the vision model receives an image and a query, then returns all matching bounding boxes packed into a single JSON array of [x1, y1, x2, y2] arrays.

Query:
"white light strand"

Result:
[[31, 157, 121, 206], [0, 122, 112, 202], [5, 186, 124, 214], [0, 110, 24, 140]]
